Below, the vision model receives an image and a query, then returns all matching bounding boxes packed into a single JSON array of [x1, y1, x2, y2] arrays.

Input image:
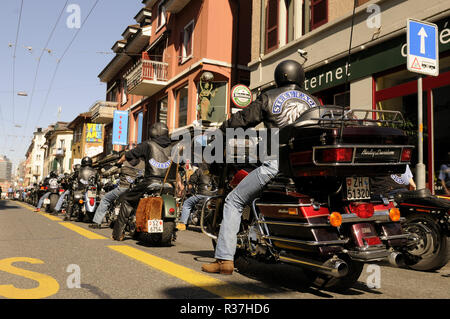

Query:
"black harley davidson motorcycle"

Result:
[[200, 106, 414, 291]]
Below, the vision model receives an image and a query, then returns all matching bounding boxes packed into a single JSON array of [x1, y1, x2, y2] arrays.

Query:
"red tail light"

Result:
[[169, 208, 175, 214], [89, 198, 95, 206], [401, 148, 412, 162], [350, 203, 374, 218], [59, 189, 64, 193], [317, 148, 353, 163], [364, 237, 382, 246]]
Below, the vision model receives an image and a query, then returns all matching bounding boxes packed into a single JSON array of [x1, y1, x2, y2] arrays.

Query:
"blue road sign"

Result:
[[407, 19, 439, 76]]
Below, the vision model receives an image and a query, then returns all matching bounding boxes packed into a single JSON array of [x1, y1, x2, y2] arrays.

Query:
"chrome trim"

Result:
[[341, 210, 391, 223], [264, 235, 348, 246], [278, 254, 349, 278], [380, 234, 411, 241], [255, 203, 316, 207], [258, 220, 329, 228], [347, 248, 389, 262]]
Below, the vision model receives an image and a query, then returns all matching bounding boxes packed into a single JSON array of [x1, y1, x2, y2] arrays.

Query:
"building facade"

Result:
[[98, 0, 252, 144], [42, 122, 73, 176], [249, 0, 450, 191], [24, 128, 47, 185]]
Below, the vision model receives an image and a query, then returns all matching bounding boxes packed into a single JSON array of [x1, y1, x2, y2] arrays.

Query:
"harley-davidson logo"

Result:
[[360, 149, 395, 157]]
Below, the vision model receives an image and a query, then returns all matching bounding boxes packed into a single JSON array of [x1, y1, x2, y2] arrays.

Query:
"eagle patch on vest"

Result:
[[272, 90, 317, 124], [149, 158, 171, 169]]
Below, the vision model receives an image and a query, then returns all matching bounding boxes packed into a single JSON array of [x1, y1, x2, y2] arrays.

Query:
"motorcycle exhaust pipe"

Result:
[[388, 251, 405, 268], [279, 253, 349, 278]]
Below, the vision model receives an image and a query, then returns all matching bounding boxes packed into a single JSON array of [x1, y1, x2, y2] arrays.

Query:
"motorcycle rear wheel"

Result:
[[403, 213, 448, 271], [48, 194, 59, 213], [138, 220, 176, 246], [303, 256, 364, 292]]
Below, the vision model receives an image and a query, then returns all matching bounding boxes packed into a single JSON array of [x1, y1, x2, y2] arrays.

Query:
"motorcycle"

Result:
[[200, 106, 414, 291], [43, 176, 63, 213], [66, 167, 99, 222], [393, 189, 449, 271]]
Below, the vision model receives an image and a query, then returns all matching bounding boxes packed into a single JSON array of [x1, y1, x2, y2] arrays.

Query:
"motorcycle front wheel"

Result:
[[403, 213, 448, 271]]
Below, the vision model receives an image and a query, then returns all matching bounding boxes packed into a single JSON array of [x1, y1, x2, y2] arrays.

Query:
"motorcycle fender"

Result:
[[161, 194, 177, 219]]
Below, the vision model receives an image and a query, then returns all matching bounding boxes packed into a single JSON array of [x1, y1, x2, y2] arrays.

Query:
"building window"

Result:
[[157, 96, 168, 124], [265, 0, 279, 53], [176, 86, 188, 128], [181, 20, 194, 63], [311, 0, 328, 30], [157, 1, 167, 30], [122, 79, 128, 105]]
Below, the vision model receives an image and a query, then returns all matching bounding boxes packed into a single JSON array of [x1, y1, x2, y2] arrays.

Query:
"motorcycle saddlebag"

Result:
[[135, 197, 164, 232]]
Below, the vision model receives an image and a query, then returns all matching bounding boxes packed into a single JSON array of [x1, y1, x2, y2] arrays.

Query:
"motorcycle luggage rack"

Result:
[[294, 108, 406, 129]]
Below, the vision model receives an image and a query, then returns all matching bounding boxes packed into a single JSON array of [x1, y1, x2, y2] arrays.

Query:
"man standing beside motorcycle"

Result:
[[201, 60, 321, 275], [176, 161, 217, 231], [89, 158, 145, 229], [111, 122, 174, 241], [34, 171, 58, 212]]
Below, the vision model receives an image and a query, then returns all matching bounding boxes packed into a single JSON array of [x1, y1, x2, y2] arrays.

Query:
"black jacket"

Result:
[[220, 84, 321, 131], [125, 136, 173, 181]]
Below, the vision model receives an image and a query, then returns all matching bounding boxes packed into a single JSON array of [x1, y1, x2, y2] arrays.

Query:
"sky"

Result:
[[0, 0, 144, 169]]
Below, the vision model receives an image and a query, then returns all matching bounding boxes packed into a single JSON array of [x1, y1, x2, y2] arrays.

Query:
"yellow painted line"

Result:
[[108, 245, 265, 299], [38, 212, 62, 221], [59, 222, 107, 240]]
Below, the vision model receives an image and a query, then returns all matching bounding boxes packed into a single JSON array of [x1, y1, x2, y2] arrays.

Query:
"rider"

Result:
[[201, 60, 321, 275], [34, 171, 58, 212], [64, 157, 98, 221], [371, 164, 417, 198], [111, 122, 174, 241], [176, 161, 217, 231], [89, 157, 145, 229], [54, 165, 80, 214]]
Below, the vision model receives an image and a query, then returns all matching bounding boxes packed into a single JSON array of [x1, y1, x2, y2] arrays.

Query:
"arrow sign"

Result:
[[418, 27, 428, 54], [407, 19, 439, 77]]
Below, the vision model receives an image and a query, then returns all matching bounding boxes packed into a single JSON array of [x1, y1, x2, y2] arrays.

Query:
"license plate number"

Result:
[[148, 219, 163, 233], [87, 191, 95, 198], [44, 199, 50, 204], [346, 177, 370, 200]]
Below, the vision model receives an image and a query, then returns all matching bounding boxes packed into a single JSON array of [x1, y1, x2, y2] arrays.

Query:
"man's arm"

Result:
[[220, 94, 267, 131]]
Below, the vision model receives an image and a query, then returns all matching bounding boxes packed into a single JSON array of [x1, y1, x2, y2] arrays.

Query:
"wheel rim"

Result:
[[404, 221, 437, 258]]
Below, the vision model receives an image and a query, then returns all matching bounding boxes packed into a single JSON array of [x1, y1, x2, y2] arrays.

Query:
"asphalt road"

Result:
[[0, 199, 448, 300]]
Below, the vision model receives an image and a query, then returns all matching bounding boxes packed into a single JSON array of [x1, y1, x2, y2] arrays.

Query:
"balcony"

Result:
[[90, 101, 118, 124], [125, 57, 168, 97], [165, 0, 192, 13], [52, 148, 66, 158]]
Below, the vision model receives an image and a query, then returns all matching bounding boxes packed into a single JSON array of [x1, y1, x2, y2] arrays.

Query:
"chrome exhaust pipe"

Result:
[[279, 253, 349, 278], [388, 251, 405, 267]]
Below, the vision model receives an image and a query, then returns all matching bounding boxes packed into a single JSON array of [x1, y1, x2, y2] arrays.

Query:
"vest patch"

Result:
[[149, 158, 171, 169], [272, 90, 317, 114]]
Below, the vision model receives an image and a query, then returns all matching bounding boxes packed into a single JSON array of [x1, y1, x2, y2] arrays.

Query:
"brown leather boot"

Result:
[[201, 259, 234, 275]]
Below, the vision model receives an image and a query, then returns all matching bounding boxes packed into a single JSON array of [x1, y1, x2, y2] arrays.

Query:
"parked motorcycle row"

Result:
[[13, 105, 449, 292]]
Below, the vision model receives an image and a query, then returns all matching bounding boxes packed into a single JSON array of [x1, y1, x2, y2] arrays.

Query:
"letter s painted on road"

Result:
[[0, 257, 60, 299]]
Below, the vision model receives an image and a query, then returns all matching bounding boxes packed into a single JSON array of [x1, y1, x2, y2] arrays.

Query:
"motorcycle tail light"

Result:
[[389, 208, 401, 221], [329, 212, 342, 227], [40, 187, 44, 190], [79, 199, 84, 204], [169, 208, 175, 214], [364, 237, 382, 246], [401, 148, 412, 162], [318, 148, 353, 163], [89, 198, 95, 206], [351, 203, 374, 218]]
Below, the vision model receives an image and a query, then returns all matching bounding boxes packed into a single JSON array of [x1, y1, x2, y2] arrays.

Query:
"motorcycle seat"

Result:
[[395, 188, 450, 208], [146, 183, 174, 193]]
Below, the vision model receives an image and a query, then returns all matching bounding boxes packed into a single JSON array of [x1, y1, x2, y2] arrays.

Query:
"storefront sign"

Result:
[[112, 110, 128, 146], [85, 123, 103, 143], [231, 84, 253, 108], [305, 17, 450, 93]]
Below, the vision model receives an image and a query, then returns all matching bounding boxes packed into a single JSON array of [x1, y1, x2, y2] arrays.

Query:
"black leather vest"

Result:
[[262, 84, 321, 129], [145, 140, 173, 179]]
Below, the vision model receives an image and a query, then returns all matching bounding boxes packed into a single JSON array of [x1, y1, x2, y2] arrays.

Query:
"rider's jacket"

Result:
[[125, 136, 173, 182], [220, 84, 321, 131], [189, 164, 217, 196]]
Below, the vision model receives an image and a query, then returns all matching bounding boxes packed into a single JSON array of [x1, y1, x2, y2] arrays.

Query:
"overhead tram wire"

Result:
[[11, 0, 25, 125], [33, 0, 101, 130], [22, 0, 70, 135]]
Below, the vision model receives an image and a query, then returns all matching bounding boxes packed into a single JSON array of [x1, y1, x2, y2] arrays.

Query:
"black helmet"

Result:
[[49, 171, 58, 178], [274, 60, 305, 88], [81, 156, 92, 167], [149, 122, 169, 139]]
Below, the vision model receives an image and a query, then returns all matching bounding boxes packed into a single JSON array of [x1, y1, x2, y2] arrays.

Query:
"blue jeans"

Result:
[[55, 190, 70, 211], [180, 194, 208, 224], [37, 192, 51, 209], [92, 186, 128, 225], [214, 160, 279, 261]]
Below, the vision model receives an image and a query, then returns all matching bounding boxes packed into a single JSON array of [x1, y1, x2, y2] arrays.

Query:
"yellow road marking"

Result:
[[108, 245, 265, 299], [38, 212, 62, 221], [59, 222, 107, 240], [0, 257, 60, 299]]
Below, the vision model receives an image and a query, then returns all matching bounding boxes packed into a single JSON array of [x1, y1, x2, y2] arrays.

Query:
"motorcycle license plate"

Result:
[[148, 219, 163, 233], [346, 177, 370, 200], [44, 198, 50, 204], [114, 206, 120, 216], [87, 191, 95, 198]]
